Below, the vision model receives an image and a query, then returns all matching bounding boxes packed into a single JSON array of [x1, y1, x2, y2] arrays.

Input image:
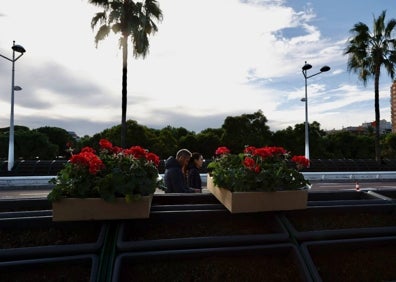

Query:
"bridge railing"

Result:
[[1, 158, 396, 179]]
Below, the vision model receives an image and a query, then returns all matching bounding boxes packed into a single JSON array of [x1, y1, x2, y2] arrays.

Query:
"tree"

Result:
[[344, 10, 396, 161], [221, 111, 272, 152], [196, 128, 223, 158], [14, 131, 58, 159], [89, 0, 163, 148], [382, 133, 396, 158], [272, 125, 303, 155], [35, 126, 75, 157], [0, 129, 58, 159], [324, 131, 374, 159]]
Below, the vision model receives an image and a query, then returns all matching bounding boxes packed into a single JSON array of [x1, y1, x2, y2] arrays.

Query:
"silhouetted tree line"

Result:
[[1, 111, 396, 161]]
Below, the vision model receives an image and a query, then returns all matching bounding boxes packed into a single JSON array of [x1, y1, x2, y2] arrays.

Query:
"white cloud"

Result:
[[0, 0, 394, 136]]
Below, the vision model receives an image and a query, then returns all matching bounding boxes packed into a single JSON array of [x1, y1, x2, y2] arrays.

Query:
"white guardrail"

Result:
[[302, 171, 396, 181], [1, 171, 396, 188]]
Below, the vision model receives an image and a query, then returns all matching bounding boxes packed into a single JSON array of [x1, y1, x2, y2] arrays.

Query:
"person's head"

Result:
[[189, 152, 204, 169], [176, 149, 192, 167]]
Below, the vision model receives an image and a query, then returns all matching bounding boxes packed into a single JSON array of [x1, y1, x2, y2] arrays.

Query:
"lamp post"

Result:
[[301, 61, 330, 161], [0, 41, 26, 171]]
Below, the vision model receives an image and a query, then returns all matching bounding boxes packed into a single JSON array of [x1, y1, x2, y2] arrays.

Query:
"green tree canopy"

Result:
[[221, 110, 272, 152], [35, 126, 75, 158]]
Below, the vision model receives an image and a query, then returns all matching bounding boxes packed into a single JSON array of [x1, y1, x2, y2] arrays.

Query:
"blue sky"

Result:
[[0, 0, 396, 137]]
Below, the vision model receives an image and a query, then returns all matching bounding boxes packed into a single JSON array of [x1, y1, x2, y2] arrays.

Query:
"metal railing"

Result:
[[1, 171, 396, 188]]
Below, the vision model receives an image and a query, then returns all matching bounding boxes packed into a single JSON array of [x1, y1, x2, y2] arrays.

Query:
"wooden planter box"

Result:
[[113, 244, 312, 282], [52, 195, 153, 221], [301, 236, 396, 282], [207, 175, 308, 213]]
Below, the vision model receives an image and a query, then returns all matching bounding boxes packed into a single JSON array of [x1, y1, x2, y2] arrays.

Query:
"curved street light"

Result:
[[301, 61, 330, 161], [0, 41, 26, 171]]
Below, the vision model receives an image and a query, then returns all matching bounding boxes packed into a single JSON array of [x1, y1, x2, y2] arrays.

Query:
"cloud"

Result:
[[0, 0, 394, 137]]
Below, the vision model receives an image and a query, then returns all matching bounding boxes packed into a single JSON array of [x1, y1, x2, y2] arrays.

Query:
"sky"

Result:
[[1, 0, 396, 137]]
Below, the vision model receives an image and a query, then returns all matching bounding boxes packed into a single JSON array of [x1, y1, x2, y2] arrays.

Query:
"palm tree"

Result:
[[89, 0, 163, 148], [344, 10, 396, 161]]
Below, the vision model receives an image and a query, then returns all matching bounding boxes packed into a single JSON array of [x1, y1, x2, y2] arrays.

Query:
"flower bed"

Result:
[[280, 204, 396, 242], [0, 216, 106, 260], [47, 139, 160, 221], [208, 146, 310, 192], [117, 210, 289, 251], [113, 244, 312, 282], [48, 139, 160, 203], [207, 146, 309, 213], [0, 254, 98, 282], [301, 236, 396, 282]]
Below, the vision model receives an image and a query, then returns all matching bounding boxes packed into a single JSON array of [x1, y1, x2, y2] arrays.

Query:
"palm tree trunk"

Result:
[[121, 36, 128, 148], [374, 71, 381, 162]]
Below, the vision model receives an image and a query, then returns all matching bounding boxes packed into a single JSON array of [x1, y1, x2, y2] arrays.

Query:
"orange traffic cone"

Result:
[[355, 182, 360, 191]]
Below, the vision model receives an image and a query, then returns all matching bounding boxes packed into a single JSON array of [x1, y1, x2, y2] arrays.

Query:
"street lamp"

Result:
[[0, 41, 26, 171], [301, 61, 330, 161]]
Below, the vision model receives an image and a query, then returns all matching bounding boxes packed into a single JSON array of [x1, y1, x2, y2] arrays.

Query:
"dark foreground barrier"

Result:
[[0, 192, 396, 281]]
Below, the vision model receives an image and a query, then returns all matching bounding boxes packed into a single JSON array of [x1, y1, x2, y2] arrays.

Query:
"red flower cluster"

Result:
[[70, 148, 104, 175], [291, 155, 310, 168], [49, 138, 161, 201], [69, 139, 160, 175], [243, 157, 260, 173], [215, 145, 309, 173], [124, 146, 147, 159], [243, 146, 288, 173], [244, 146, 287, 159], [98, 139, 160, 167], [99, 139, 123, 154], [215, 146, 230, 155], [209, 145, 311, 191]]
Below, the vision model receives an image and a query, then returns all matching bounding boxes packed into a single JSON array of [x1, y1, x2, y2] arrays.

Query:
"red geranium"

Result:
[[70, 151, 104, 175], [291, 155, 310, 169], [208, 145, 311, 192], [215, 146, 230, 155], [48, 138, 161, 202]]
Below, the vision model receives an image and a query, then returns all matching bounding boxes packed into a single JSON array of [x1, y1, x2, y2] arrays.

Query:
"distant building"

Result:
[[391, 81, 396, 133], [361, 120, 391, 134], [330, 120, 391, 135], [342, 125, 367, 134]]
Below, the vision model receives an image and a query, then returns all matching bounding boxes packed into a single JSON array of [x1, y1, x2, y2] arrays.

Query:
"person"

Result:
[[187, 152, 204, 192], [164, 149, 197, 193]]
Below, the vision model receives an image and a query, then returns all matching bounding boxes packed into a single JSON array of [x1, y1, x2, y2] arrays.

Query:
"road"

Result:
[[308, 181, 396, 191]]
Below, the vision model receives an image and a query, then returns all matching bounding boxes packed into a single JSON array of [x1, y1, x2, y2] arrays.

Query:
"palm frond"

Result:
[[88, 0, 111, 8], [385, 19, 396, 38], [94, 25, 111, 46], [111, 23, 122, 35], [91, 12, 107, 29]]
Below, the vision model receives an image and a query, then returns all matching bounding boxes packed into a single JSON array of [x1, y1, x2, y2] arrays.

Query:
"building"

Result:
[[361, 120, 391, 134], [329, 119, 391, 135], [391, 81, 396, 133]]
